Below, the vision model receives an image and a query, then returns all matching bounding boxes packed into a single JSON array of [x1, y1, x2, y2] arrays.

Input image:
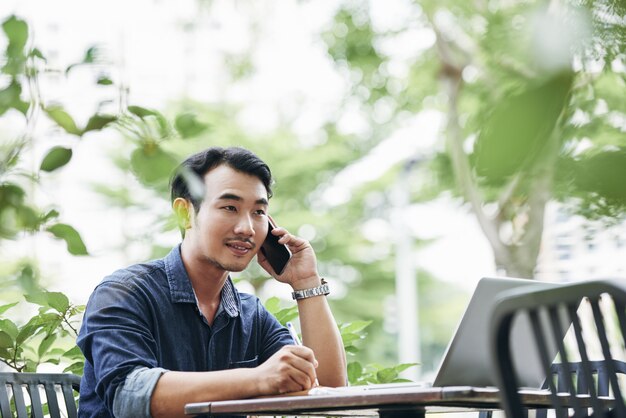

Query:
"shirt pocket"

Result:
[[229, 356, 259, 369]]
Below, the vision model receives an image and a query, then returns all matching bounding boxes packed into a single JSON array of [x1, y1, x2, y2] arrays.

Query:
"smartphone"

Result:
[[260, 219, 292, 275]]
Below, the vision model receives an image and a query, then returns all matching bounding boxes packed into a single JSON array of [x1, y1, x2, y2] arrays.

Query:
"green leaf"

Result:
[[83, 114, 116, 133], [341, 333, 363, 345], [130, 145, 177, 185], [38, 334, 56, 358], [573, 148, 626, 203], [0, 81, 29, 116], [127, 105, 159, 119], [264, 297, 281, 315], [340, 320, 372, 334], [127, 106, 170, 138], [0, 347, 11, 359], [40, 146, 73, 172], [65, 46, 102, 74], [0, 331, 13, 349], [69, 305, 85, 316], [83, 46, 100, 64], [24, 292, 49, 308], [0, 319, 19, 339], [96, 76, 113, 86], [16, 322, 41, 345], [19, 308, 63, 342], [175, 113, 209, 138], [376, 367, 398, 383], [29, 48, 46, 61], [46, 348, 65, 356], [0, 302, 19, 315], [347, 361, 363, 383], [64, 360, 84, 375], [394, 363, 419, 373], [24, 291, 70, 314], [345, 346, 359, 354], [473, 72, 574, 181], [47, 292, 70, 313], [274, 306, 299, 326], [24, 359, 38, 372], [45, 223, 89, 255], [62, 345, 83, 359], [44, 106, 81, 135], [41, 209, 60, 223], [2, 16, 28, 54]]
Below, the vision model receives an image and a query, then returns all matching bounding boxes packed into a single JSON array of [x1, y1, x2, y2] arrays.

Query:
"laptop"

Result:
[[432, 276, 562, 388], [316, 276, 563, 394]]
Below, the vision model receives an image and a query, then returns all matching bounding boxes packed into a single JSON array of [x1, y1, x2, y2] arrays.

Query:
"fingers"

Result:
[[281, 345, 318, 382], [271, 346, 318, 391], [271, 227, 308, 250]]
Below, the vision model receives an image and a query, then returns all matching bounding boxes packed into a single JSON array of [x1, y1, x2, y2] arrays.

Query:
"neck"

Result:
[[180, 239, 229, 305]]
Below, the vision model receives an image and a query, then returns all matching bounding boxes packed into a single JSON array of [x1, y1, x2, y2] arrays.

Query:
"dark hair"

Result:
[[170, 147, 273, 212]]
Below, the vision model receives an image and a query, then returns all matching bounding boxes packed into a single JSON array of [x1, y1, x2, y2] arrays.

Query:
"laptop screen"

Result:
[[433, 277, 563, 388]]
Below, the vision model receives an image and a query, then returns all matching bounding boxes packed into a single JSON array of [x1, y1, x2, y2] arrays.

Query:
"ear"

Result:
[[173, 198, 192, 230]]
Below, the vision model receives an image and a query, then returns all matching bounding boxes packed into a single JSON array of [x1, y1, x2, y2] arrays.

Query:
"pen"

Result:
[[286, 321, 319, 387], [286, 321, 302, 345]]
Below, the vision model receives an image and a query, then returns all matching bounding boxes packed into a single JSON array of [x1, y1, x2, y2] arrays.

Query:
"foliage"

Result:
[[322, 0, 626, 279], [264, 298, 417, 385], [0, 292, 84, 374], [0, 15, 108, 249], [0, 15, 115, 372]]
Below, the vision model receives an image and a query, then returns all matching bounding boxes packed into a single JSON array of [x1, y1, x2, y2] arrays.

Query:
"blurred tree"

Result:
[[322, 0, 626, 278], [0, 15, 115, 372]]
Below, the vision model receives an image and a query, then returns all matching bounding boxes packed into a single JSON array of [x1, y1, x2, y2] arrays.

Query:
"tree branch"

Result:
[[427, 12, 510, 261]]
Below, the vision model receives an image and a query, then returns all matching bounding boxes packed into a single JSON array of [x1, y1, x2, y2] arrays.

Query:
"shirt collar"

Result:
[[164, 245, 240, 317]]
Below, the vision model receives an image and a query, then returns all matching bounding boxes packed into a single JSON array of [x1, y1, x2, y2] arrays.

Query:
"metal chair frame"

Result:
[[490, 280, 626, 418], [0, 372, 80, 418]]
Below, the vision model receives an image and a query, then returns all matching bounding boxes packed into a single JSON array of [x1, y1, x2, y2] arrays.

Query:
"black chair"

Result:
[[0, 372, 80, 418], [480, 360, 626, 418], [490, 279, 626, 418]]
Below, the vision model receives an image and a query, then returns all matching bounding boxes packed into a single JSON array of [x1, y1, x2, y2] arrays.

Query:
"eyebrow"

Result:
[[218, 193, 268, 206]]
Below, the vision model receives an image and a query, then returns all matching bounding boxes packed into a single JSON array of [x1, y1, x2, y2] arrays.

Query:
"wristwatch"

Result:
[[291, 278, 330, 300]]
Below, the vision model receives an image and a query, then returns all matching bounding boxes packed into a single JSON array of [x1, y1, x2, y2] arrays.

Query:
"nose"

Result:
[[233, 214, 254, 237]]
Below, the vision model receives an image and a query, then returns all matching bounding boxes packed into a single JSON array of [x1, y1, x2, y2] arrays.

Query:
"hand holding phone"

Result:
[[260, 219, 292, 275]]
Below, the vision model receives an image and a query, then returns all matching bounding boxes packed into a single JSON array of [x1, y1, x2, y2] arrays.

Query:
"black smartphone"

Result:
[[260, 219, 292, 275]]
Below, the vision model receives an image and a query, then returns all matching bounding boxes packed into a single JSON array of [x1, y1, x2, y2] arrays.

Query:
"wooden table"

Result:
[[185, 386, 554, 417]]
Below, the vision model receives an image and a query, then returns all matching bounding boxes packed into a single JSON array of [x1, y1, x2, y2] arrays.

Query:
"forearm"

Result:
[[296, 286, 347, 387], [150, 369, 260, 418]]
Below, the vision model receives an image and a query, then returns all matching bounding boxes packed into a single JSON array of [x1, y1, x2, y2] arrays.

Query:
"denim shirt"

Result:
[[76, 245, 293, 418]]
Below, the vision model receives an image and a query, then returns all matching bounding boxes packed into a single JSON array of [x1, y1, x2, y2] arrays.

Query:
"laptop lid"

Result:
[[432, 277, 563, 388]]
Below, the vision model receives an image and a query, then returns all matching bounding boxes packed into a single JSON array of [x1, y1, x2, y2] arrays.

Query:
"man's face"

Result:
[[185, 164, 269, 273]]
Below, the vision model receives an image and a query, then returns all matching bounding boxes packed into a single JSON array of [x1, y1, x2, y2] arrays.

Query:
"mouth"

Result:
[[225, 240, 254, 256]]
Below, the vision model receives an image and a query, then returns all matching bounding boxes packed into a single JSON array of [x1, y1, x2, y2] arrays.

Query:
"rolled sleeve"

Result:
[[113, 366, 168, 418]]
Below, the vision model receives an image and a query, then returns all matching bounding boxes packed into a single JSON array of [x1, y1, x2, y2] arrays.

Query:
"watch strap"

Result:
[[291, 279, 330, 300]]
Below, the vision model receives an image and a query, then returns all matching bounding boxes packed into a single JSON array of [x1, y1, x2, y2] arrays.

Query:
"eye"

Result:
[[254, 209, 267, 216], [222, 206, 237, 212]]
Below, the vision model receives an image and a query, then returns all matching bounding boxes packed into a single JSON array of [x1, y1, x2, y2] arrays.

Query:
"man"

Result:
[[77, 147, 347, 418]]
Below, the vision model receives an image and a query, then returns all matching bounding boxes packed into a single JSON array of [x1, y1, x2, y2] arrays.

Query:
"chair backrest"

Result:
[[0, 372, 80, 418], [490, 279, 626, 418]]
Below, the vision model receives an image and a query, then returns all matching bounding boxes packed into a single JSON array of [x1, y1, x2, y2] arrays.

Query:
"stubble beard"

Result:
[[203, 254, 249, 273]]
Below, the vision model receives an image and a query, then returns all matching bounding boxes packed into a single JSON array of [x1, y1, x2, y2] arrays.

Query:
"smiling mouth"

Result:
[[227, 243, 250, 251], [225, 240, 255, 255]]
